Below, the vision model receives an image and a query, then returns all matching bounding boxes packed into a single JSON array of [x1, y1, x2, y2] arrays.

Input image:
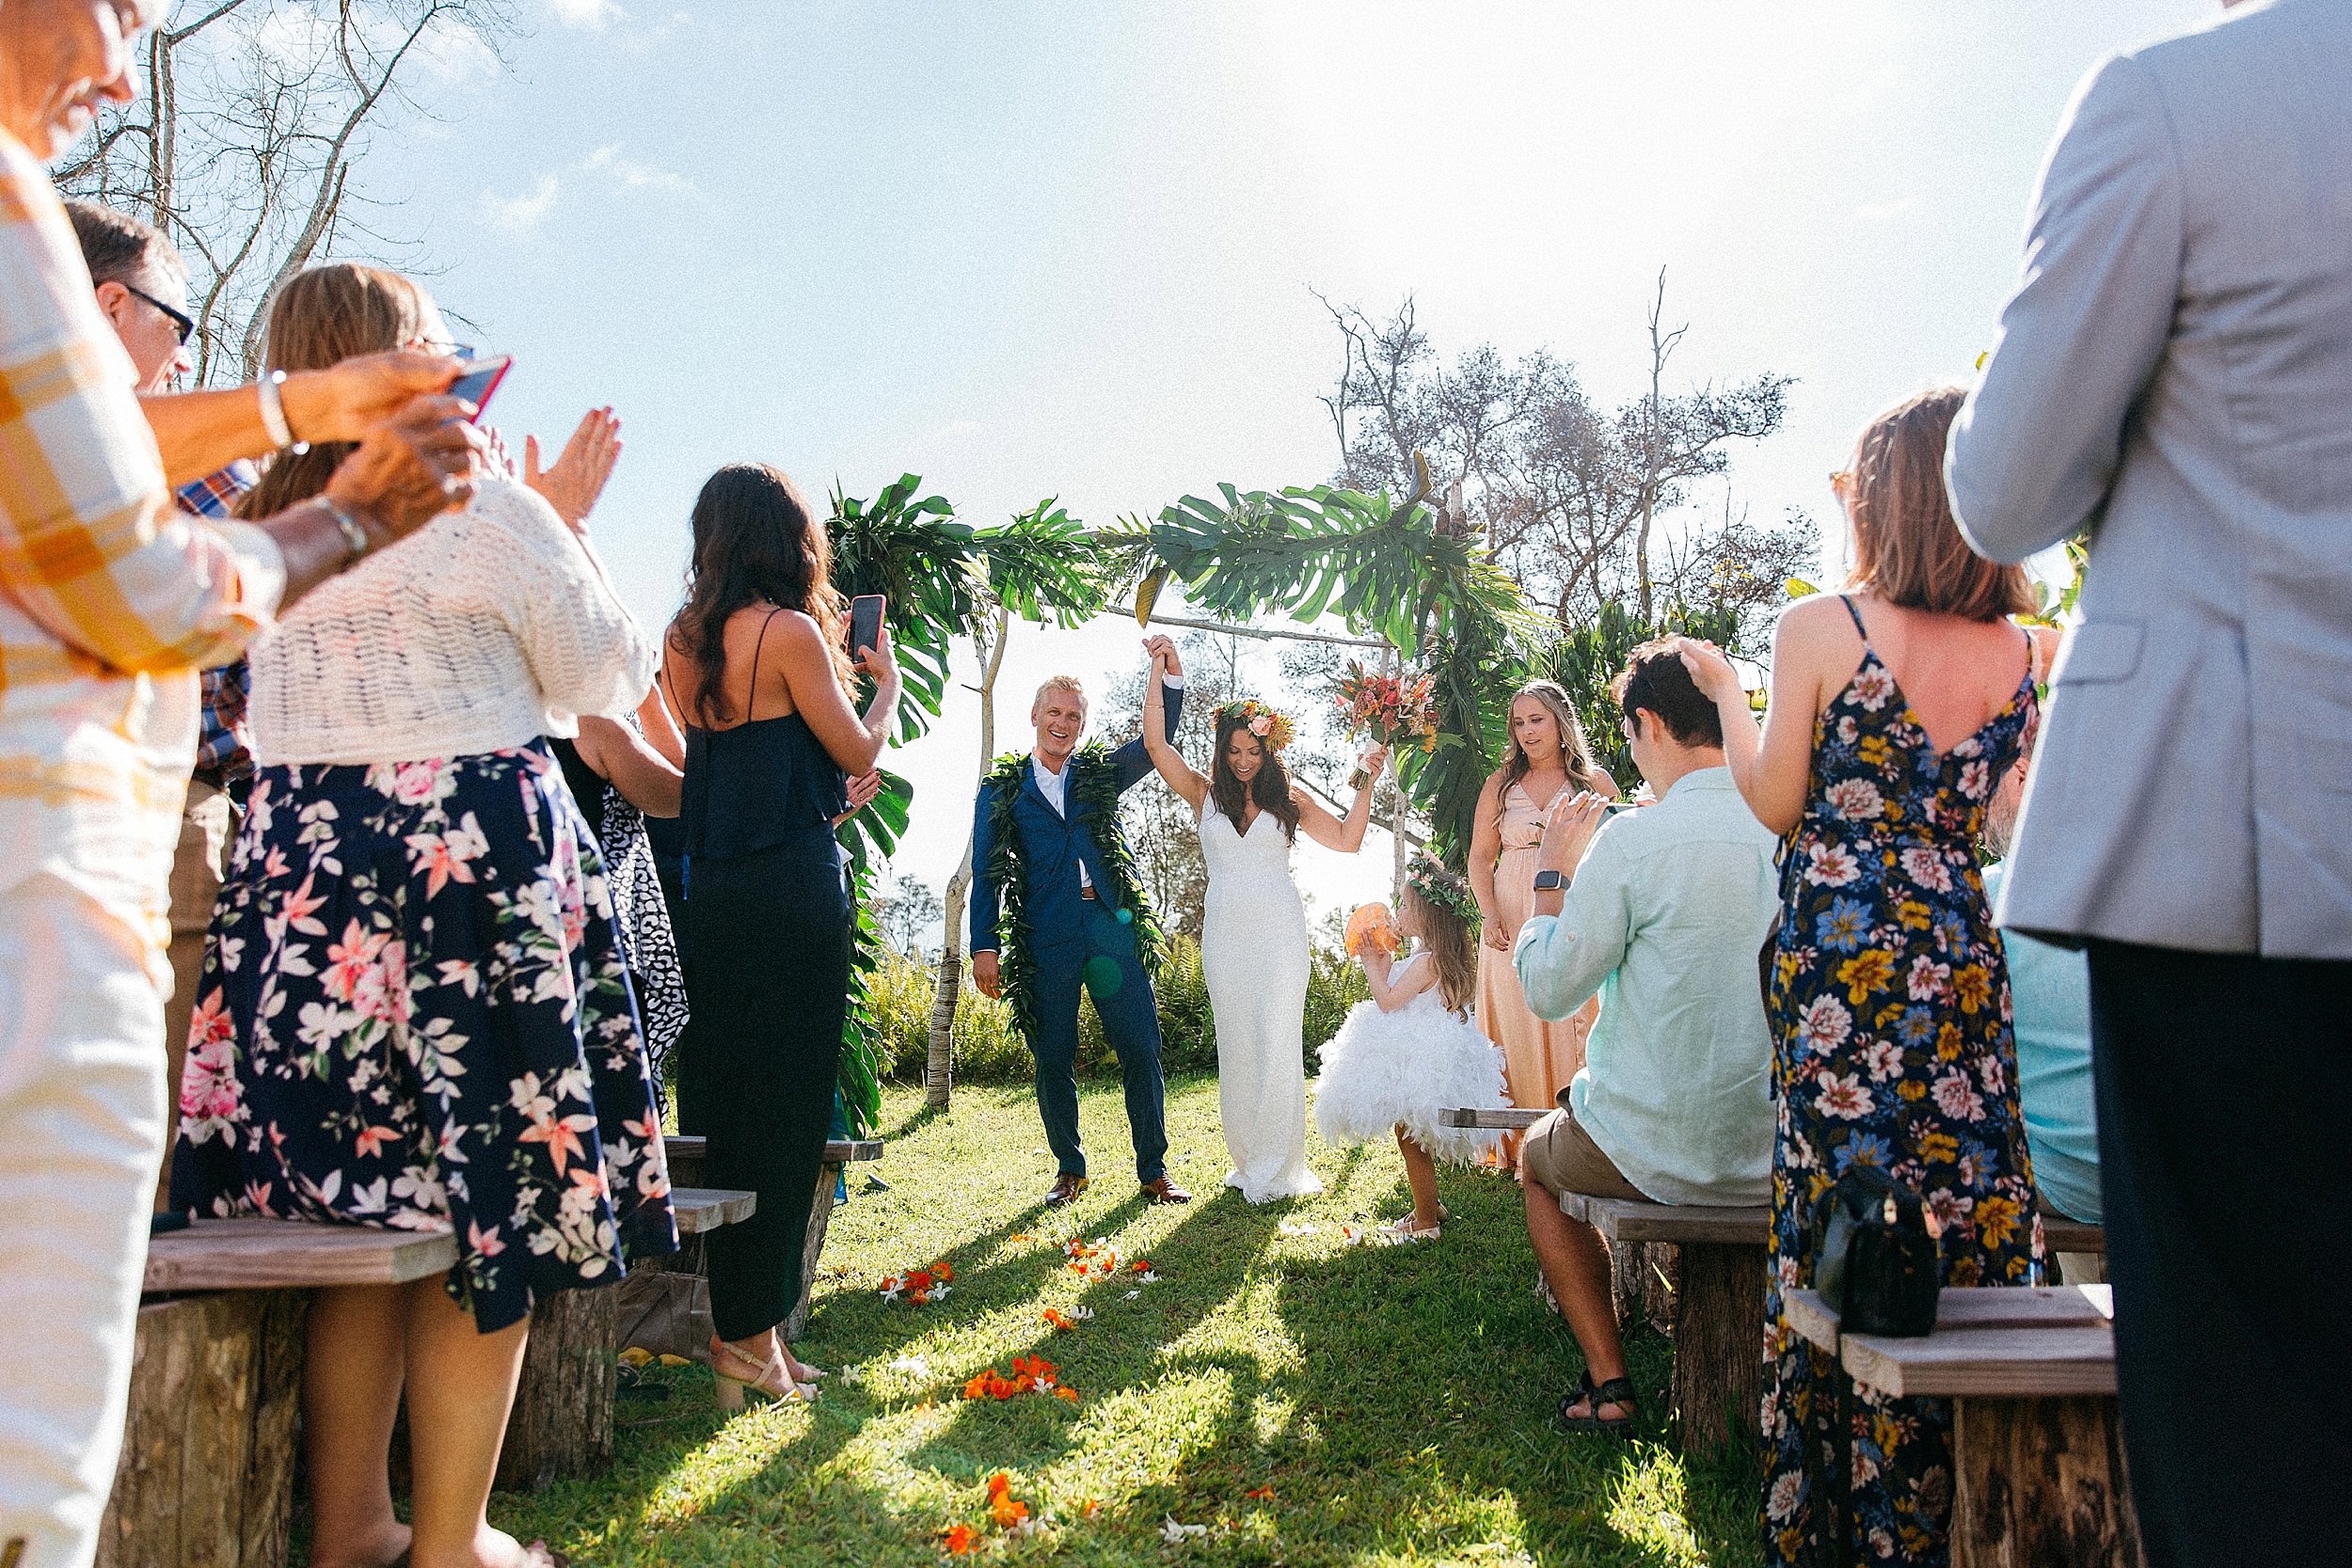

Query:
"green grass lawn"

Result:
[[495, 1074, 1766, 1566]]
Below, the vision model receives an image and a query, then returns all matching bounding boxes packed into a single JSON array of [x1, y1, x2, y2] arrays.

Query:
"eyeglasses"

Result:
[[119, 283, 195, 346]]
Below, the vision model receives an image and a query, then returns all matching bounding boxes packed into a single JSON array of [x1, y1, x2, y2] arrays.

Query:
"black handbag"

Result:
[[1812, 1164, 1940, 1337]]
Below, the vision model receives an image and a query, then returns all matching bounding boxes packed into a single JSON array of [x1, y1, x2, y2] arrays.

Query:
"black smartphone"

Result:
[[849, 594, 885, 658], [1602, 800, 1635, 817], [447, 354, 511, 421]]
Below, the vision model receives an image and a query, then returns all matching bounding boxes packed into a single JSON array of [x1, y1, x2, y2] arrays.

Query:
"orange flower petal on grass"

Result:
[[990, 1496, 1029, 1529], [942, 1523, 978, 1555], [1055, 1386, 1080, 1402]]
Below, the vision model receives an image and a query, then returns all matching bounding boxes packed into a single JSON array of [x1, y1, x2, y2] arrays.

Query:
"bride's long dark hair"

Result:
[[666, 463, 849, 727], [1209, 710, 1301, 844]]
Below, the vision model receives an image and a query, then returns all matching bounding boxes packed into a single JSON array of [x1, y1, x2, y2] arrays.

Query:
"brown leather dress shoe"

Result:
[[1139, 1177, 1193, 1204], [1043, 1173, 1089, 1207]]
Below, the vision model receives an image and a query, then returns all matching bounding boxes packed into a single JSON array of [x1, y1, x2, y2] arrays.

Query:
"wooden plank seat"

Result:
[[1555, 1191, 1769, 1456], [1438, 1105, 1549, 1131], [106, 1218, 463, 1568], [1786, 1286, 2139, 1567], [657, 1133, 885, 1340]]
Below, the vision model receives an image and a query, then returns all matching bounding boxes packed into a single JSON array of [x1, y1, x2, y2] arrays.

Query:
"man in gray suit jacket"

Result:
[[1947, 2, 2351, 1560]]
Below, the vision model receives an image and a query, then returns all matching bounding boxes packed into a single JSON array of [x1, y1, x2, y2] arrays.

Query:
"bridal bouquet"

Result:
[[1343, 902, 1403, 959], [1334, 660, 1439, 785]]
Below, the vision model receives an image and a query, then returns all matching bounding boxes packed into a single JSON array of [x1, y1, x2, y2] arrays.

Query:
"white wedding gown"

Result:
[[1197, 800, 1324, 1202]]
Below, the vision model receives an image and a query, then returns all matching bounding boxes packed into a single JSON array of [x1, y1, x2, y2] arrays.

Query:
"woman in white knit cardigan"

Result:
[[171, 265, 673, 1568]]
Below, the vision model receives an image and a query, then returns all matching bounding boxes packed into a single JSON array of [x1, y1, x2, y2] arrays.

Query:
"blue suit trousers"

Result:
[[1028, 901, 1168, 1185]]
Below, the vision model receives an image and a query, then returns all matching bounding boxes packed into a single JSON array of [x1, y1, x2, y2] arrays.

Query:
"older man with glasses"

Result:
[[64, 199, 269, 1222], [0, 6, 489, 1562]]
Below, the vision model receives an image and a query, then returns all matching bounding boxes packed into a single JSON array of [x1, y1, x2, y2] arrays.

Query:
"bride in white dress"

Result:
[[1139, 647, 1386, 1202]]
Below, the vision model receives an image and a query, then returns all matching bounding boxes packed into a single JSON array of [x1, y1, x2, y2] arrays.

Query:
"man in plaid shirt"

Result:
[[1, 8, 486, 1559]]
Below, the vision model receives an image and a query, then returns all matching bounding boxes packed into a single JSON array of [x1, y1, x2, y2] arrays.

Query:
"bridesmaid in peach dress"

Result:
[[1470, 682, 1617, 1168]]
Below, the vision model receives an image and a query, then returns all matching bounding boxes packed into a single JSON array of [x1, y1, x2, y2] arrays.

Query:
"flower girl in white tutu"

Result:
[[1314, 857, 1508, 1240]]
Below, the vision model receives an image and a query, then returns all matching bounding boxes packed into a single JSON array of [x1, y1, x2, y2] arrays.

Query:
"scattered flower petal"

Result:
[[1161, 1516, 1209, 1543]]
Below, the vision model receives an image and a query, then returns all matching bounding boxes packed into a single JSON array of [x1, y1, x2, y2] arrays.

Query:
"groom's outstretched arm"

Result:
[[968, 780, 1004, 957], [1112, 676, 1184, 793]]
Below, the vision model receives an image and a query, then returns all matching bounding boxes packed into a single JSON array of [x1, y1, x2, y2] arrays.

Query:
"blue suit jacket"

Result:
[[970, 683, 1184, 958]]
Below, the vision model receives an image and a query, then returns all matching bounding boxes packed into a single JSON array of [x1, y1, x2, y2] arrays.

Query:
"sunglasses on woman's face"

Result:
[[121, 283, 195, 346]]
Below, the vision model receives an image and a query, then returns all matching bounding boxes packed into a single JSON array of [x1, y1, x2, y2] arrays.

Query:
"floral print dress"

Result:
[[173, 744, 676, 1333], [1760, 598, 2041, 1567]]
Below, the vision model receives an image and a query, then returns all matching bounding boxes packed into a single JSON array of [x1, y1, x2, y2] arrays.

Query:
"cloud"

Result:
[[583, 144, 695, 196], [544, 0, 626, 27], [481, 173, 561, 232]]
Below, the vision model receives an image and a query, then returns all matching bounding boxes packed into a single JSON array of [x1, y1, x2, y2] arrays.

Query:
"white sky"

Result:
[[337, 0, 2214, 927]]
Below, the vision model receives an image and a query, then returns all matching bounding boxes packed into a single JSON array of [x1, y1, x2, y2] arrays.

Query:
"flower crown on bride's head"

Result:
[[1214, 699, 1295, 753], [1404, 854, 1482, 928]]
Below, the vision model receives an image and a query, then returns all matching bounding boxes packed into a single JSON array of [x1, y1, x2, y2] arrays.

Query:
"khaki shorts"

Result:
[[1520, 1105, 1646, 1202]]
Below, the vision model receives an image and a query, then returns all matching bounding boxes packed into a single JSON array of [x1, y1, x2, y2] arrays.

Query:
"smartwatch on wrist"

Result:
[[1532, 869, 1566, 893]]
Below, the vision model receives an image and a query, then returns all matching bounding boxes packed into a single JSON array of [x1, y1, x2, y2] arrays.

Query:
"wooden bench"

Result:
[[1445, 1105, 2107, 1446], [103, 1219, 459, 1568], [661, 1134, 883, 1339], [1786, 1285, 2139, 1567]]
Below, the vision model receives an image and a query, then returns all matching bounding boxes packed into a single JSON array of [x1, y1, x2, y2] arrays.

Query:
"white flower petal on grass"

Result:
[[836, 1364, 863, 1386], [1136, 1270, 1160, 1284], [1066, 1305, 1095, 1321], [1125, 1290, 1141, 1300], [1161, 1516, 1208, 1543]]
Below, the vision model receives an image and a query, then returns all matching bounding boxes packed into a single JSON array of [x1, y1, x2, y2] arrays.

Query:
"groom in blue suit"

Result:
[[971, 639, 1190, 1207]]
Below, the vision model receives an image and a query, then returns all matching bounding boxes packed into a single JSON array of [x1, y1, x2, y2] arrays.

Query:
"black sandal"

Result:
[[1558, 1370, 1638, 1435]]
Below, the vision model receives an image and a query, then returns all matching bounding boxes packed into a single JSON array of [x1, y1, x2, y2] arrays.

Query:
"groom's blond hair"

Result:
[[1033, 675, 1088, 711]]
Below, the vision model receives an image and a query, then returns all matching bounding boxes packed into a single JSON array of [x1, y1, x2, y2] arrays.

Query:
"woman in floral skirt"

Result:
[[173, 264, 674, 1568], [1682, 387, 2047, 1567]]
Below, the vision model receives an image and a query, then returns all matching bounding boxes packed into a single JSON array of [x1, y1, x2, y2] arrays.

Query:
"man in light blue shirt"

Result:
[[1512, 641, 1781, 1431]]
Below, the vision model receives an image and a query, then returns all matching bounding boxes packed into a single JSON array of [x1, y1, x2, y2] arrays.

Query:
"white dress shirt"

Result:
[[1030, 675, 1180, 890]]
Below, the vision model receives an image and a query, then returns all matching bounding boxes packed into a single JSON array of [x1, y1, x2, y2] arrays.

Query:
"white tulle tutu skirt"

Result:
[[1312, 992, 1508, 1166]]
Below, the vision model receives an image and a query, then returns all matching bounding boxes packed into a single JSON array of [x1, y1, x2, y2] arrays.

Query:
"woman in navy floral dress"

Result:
[[1684, 388, 2048, 1567]]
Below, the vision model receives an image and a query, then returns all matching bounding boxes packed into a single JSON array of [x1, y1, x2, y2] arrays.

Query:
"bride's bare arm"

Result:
[[1140, 657, 1208, 814], [1295, 744, 1386, 852]]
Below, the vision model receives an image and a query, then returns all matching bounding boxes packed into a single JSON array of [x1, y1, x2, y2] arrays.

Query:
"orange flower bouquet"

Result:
[[1344, 902, 1403, 958]]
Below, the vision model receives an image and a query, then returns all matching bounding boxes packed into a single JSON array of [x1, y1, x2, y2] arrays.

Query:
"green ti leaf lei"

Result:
[[982, 744, 1167, 1041]]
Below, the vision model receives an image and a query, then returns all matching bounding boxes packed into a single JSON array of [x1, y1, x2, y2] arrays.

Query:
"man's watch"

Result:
[[1532, 869, 1566, 893]]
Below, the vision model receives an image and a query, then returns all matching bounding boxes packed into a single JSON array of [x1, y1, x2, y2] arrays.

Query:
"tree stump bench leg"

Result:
[[496, 1285, 618, 1492], [783, 1161, 845, 1341], [1952, 1395, 2144, 1568], [100, 1290, 308, 1568], [1671, 1241, 1764, 1457]]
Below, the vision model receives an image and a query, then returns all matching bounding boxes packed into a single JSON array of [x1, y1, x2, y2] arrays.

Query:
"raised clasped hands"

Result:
[[1537, 789, 1612, 880], [1675, 635, 1742, 705], [1141, 634, 1182, 681]]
